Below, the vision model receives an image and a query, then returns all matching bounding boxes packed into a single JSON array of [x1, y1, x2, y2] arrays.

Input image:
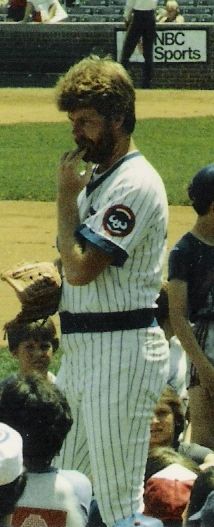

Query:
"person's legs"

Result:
[[121, 10, 156, 89], [82, 328, 169, 527], [120, 12, 143, 68], [141, 12, 156, 88]]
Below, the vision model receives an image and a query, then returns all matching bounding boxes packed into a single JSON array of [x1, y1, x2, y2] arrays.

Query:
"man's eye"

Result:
[[78, 119, 87, 126], [158, 411, 168, 418]]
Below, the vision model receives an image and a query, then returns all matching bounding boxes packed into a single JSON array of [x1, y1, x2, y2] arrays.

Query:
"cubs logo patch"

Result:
[[103, 205, 135, 237]]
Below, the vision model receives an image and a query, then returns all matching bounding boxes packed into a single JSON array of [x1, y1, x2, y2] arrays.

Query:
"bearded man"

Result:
[[55, 55, 169, 527]]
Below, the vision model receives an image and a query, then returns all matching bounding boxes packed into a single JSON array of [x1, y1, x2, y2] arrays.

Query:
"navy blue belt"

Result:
[[60, 309, 158, 333]]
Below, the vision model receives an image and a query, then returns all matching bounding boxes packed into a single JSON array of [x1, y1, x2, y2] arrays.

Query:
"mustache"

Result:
[[75, 137, 94, 149]]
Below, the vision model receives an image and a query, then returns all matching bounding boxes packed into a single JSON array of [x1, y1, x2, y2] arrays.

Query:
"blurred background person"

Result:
[[120, 0, 157, 88], [19, 0, 67, 23], [157, 0, 184, 23], [6, 0, 26, 21]]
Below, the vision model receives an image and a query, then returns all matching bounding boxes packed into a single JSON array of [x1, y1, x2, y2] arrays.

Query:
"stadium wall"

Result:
[[0, 22, 213, 88]]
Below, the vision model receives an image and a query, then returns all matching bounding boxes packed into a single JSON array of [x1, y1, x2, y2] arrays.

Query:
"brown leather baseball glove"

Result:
[[1, 261, 62, 322]]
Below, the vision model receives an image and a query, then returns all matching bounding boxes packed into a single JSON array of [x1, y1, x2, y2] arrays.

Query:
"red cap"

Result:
[[144, 465, 196, 521]]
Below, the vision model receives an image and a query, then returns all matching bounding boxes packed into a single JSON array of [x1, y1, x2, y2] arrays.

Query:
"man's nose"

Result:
[[36, 349, 46, 357], [152, 415, 159, 424]]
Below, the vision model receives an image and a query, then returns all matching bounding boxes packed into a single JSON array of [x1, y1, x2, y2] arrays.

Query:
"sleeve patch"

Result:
[[103, 204, 135, 237]]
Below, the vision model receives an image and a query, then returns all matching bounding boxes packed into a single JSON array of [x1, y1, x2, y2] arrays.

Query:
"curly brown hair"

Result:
[[55, 55, 136, 133]]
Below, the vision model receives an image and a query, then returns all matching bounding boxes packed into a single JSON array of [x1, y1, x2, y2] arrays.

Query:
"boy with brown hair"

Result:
[[4, 316, 59, 382]]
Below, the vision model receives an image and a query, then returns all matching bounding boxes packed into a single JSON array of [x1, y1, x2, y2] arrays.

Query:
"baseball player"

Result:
[[55, 56, 169, 527]]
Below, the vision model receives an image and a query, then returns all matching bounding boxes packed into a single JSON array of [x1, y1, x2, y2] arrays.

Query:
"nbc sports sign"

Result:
[[116, 29, 207, 63]]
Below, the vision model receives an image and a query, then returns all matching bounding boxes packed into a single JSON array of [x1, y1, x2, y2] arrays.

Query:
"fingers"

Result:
[[3, 263, 39, 278], [84, 161, 93, 181], [2, 263, 59, 283], [6, 266, 33, 278], [61, 146, 86, 164], [2, 275, 24, 293], [58, 147, 88, 193]]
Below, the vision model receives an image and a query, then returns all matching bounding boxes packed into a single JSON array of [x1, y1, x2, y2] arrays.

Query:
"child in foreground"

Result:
[[0, 373, 92, 527]]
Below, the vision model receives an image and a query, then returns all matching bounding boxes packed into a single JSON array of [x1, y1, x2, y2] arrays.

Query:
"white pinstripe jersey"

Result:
[[59, 151, 168, 315]]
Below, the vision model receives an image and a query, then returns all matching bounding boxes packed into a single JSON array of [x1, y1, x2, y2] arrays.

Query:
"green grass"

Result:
[[0, 122, 72, 200], [134, 117, 214, 204], [0, 117, 213, 204], [0, 348, 18, 379]]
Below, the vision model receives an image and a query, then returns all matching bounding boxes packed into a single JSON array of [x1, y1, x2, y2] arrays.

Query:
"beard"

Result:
[[76, 122, 116, 165]]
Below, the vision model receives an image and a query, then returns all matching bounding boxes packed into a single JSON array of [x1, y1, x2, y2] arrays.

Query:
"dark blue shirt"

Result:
[[168, 232, 214, 322]]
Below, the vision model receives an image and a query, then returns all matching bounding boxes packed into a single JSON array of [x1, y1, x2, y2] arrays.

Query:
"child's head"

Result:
[[4, 317, 59, 377], [150, 385, 185, 450], [0, 373, 73, 469], [188, 163, 214, 215]]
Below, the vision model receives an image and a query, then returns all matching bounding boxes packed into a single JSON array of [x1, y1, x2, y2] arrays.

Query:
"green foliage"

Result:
[[0, 117, 213, 204]]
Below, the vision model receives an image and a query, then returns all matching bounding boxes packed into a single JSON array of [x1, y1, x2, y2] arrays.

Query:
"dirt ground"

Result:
[[1, 88, 214, 122], [0, 87, 213, 345]]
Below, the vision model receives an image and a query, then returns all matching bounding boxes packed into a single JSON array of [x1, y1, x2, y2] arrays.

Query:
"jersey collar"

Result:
[[86, 151, 141, 196]]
